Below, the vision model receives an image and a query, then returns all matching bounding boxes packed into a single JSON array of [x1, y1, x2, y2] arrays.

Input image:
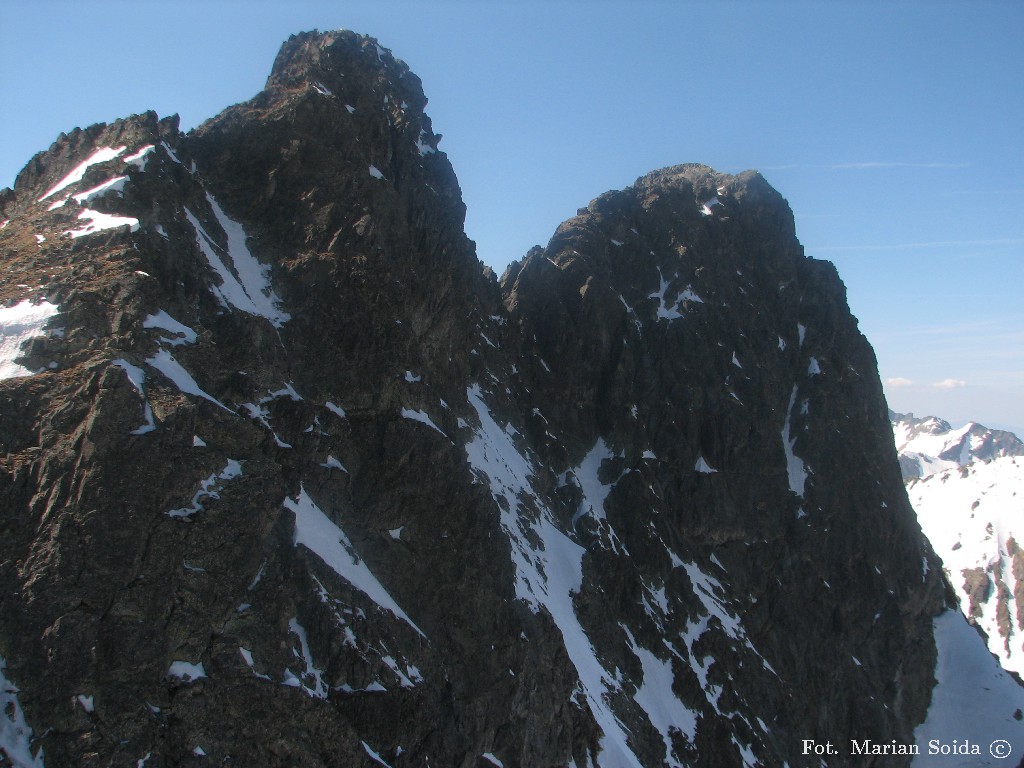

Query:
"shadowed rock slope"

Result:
[[0, 30, 960, 768]]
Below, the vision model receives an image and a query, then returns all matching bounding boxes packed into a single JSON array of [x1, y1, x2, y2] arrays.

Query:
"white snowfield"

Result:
[[909, 457, 1024, 675], [894, 412, 1024, 760], [913, 610, 1024, 766], [0, 300, 60, 381]]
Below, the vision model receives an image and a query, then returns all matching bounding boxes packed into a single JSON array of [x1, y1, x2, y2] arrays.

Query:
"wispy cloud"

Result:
[[886, 377, 915, 388], [933, 378, 968, 389]]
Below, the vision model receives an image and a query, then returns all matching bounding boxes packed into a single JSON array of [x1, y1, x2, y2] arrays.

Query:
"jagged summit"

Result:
[[266, 30, 418, 96], [1, 30, 1019, 768]]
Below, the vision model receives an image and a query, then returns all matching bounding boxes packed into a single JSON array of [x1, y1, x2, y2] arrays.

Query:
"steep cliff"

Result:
[[0, 30, 1000, 768]]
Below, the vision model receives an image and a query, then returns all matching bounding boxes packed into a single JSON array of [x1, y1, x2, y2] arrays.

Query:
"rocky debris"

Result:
[[0, 29, 970, 768]]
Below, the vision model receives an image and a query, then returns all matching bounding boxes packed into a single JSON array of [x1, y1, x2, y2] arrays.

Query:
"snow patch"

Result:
[[167, 660, 206, 682], [64, 208, 139, 239], [1, 657, 45, 767], [321, 455, 348, 473], [622, 625, 698, 760], [694, 456, 717, 474], [570, 438, 621, 525], [75, 694, 94, 713], [699, 197, 723, 216], [0, 300, 60, 380], [71, 175, 128, 205], [369, 165, 385, 180], [160, 142, 181, 164], [649, 267, 703, 321], [416, 131, 436, 155], [143, 310, 197, 346]]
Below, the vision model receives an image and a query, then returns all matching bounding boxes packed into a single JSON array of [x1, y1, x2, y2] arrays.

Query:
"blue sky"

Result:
[[2, 1, 1022, 435]]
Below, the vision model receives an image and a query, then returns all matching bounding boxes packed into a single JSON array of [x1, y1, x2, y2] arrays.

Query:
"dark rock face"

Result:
[[1, 30, 949, 768]]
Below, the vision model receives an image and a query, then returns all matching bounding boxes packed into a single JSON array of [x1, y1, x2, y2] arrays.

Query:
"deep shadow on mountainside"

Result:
[[0, 29, 967, 768]]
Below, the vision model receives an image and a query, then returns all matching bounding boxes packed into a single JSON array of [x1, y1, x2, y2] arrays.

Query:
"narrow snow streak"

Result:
[[123, 145, 155, 169], [287, 617, 327, 699], [286, 486, 425, 638], [167, 459, 242, 519], [781, 386, 807, 499], [361, 742, 393, 768], [146, 349, 232, 412], [400, 408, 447, 437], [112, 359, 156, 434], [184, 199, 289, 327], [463, 385, 642, 768], [38, 145, 126, 201]]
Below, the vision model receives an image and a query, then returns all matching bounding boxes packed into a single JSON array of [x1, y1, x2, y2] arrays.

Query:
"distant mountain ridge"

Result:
[[890, 409, 1024, 480], [891, 410, 1024, 679]]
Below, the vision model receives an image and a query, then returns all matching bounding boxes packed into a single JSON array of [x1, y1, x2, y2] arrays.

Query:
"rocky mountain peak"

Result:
[[1, 30, 1018, 768], [266, 30, 421, 105]]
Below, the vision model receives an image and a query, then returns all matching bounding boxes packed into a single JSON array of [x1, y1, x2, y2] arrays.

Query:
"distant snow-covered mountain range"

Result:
[[891, 410, 1024, 480], [893, 410, 1024, 677]]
